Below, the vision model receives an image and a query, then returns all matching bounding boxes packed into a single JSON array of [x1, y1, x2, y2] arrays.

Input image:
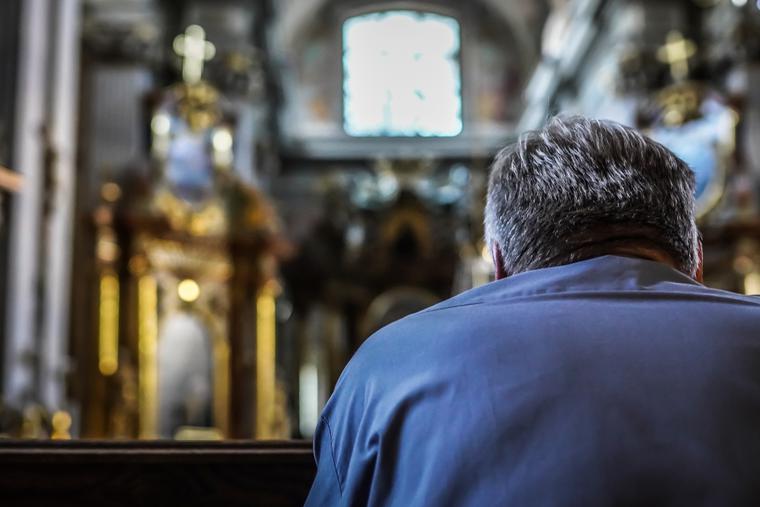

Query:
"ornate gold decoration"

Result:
[[135, 235, 232, 437], [98, 271, 120, 376], [102, 24, 285, 442], [141, 237, 232, 281], [149, 27, 236, 239], [154, 189, 226, 236], [174, 81, 221, 132], [656, 82, 702, 127]]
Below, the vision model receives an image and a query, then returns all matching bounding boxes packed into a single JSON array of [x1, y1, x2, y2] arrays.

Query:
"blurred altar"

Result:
[[1, 0, 760, 440]]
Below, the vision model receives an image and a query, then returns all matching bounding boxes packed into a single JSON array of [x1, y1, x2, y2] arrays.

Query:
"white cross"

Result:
[[173, 25, 216, 85], [656, 31, 696, 82]]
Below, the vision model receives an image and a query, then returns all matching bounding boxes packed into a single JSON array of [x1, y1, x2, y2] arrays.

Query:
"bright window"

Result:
[[342, 10, 463, 137]]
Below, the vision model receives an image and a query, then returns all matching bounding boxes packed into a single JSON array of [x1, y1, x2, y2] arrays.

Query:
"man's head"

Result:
[[485, 115, 701, 280]]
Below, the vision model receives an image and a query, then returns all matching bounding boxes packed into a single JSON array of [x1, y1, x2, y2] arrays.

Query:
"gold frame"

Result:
[[136, 238, 232, 439]]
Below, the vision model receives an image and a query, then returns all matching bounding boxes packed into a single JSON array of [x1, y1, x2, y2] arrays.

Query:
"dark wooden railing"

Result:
[[0, 440, 316, 506]]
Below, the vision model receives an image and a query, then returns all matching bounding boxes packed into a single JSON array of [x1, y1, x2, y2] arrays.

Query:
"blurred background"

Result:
[[0, 0, 758, 440]]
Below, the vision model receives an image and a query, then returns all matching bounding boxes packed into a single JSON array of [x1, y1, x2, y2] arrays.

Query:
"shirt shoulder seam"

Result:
[[418, 288, 760, 316], [321, 415, 344, 496]]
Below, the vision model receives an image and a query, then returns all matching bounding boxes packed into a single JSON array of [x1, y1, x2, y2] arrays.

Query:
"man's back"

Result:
[[306, 256, 760, 506]]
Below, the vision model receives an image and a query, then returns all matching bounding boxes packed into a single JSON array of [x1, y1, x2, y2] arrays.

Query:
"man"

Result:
[[305, 116, 760, 506]]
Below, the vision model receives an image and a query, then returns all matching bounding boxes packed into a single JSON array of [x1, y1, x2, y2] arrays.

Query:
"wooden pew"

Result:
[[0, 440, 316, 506]]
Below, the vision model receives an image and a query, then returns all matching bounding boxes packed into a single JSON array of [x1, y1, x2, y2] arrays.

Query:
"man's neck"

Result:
[[602, 246, 678, 269]]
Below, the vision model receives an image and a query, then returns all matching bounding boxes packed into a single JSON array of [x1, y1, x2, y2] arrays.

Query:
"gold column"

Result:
[[255, 285, 277, 439], [213, 329, 230, 437], [98, 271, 120, 376], [138, 275, 158, 438]]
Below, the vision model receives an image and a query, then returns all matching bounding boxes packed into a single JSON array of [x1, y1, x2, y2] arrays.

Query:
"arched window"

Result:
[[342, 10, 462, 137]]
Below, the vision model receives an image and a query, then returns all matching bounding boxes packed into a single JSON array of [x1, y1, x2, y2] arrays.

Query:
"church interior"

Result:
[[1, 0, 760, 484]]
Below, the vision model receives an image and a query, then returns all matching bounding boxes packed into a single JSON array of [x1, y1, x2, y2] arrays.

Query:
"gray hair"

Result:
[[484, 115, 699, 276]]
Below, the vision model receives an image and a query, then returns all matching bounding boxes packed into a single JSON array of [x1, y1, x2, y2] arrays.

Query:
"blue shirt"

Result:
[[306, 256, 760, 506]]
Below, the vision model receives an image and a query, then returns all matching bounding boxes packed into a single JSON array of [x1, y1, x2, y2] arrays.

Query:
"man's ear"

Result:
[[695, 240, 704, 283], [491, 244, 508, 280]]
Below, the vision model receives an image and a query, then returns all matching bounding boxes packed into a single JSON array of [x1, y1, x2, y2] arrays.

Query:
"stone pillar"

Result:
[[4, 0, 51, 405], [41, 0, 82, 412]]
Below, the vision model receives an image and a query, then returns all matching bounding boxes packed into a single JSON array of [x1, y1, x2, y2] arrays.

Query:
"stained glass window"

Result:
[[342, 10, 463, 137]]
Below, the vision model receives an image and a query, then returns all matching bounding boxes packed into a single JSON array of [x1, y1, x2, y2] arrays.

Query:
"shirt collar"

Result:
[[435, 255, 700, 310]]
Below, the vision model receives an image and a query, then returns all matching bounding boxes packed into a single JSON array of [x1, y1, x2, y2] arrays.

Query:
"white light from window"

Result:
[[343, 10, 463, 137]]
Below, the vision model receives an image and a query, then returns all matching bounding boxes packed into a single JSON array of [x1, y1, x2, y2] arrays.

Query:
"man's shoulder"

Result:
[[360, 283, 496, 345], [347, 280, 519, 378], [350, 257, 760, 374], [358, 269, 760, 361]]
